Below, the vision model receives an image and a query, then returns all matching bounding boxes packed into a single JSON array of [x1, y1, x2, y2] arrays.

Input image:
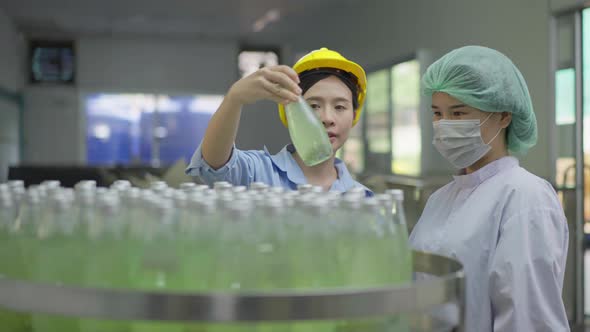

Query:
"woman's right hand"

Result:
[[226, 65, 302, 106]]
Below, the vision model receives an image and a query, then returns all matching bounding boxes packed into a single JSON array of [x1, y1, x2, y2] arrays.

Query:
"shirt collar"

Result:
[[452, 156, 519, 188], [333, 157, 358, 188], [264, 144, 358, 187], [264, 144, 307, 185], [265, 144, 372, 195]]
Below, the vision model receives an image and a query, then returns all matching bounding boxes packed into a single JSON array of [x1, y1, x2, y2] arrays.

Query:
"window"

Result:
[[391, 60, 421, 176], [338, 117, 364, 175], [85, 93, 223, 166], [366, 69, 391, 155], [362, 58, 421, 176], [552, 9, 590, 318], [556, 68, 576, 126], [554, 14, 577, 191]]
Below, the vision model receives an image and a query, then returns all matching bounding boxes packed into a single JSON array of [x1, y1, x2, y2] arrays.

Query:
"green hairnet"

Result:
[[422, 45, 537, 154]]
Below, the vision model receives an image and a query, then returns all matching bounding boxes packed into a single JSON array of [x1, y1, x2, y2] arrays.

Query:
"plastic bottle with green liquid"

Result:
[[130, 198, 185, 332], [79, 193, 130, 332], [0, 187, 31, 332], [30, 193, 84, 332], [385, 189, 412, 281], [285, 97, 333, 166]]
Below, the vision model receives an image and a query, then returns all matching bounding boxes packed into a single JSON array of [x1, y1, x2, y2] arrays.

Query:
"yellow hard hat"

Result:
[[278, 47, 367, 127]]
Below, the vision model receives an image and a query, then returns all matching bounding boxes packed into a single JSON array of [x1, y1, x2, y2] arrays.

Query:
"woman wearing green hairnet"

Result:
[[409, 46, 569, 331]]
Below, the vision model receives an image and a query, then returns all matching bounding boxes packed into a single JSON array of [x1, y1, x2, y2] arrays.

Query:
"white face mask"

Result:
[[432, 113, 502, 169]]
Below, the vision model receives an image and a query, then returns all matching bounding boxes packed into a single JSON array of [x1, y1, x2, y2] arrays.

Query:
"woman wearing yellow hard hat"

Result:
[[186, 48, 372, 195]]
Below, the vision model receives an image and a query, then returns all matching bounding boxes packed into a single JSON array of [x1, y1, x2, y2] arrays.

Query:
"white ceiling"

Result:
[[0, 0, 360, 42]]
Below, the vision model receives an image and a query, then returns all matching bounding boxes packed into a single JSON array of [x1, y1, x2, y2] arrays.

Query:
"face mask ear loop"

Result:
[[485, 127, 503, 145], [478, 112, 495, 127]]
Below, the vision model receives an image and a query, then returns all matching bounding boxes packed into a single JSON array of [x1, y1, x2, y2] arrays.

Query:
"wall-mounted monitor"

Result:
[[29, 40, 75, 84]]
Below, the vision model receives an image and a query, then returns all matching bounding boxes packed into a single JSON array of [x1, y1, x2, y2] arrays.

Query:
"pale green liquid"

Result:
[[3, 211, 415, 332], [286, 99, 332, 167], [30, 236, 86, 332], [395, 223, 413, 282], [0, 230, 31, 332], [130, 238, 184, 332], [178, 236, 214, 292], [387, 224, 413, 332], [337, 217, 412, 332], [79, 238, 130, 332]]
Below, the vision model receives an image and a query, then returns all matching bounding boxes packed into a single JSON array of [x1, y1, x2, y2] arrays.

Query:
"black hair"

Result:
[[298, 68, 360, 110]]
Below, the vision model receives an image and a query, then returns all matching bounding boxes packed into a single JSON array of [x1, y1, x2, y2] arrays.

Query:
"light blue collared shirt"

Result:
[[186, 143, 373, 196]]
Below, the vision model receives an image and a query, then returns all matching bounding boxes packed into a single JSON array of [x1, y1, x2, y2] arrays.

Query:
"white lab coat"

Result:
[[409, 157, 569, 332]]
